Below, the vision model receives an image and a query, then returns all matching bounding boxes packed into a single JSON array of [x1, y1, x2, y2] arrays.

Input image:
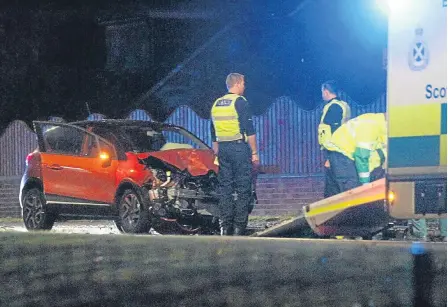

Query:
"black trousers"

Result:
[[324, 151, 360, 197], [324, 166, 340, 198], [370, 167, 385, 182], [217, 141, 252, 230]]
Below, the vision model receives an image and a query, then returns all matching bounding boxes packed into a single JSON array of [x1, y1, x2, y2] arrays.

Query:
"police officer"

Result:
[[318, 80, 357, 196], [210, 73, 259, 236]]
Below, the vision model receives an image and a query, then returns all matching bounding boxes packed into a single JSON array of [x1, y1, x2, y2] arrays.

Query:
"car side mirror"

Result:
[[99, 151, 112, 168]]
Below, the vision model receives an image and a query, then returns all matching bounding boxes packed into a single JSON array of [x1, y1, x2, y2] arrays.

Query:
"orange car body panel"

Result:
[[40, 153, 119, 203], [115, 152, 154, 187], [32, 149, 216, 205], [137, 149, 218, 176]]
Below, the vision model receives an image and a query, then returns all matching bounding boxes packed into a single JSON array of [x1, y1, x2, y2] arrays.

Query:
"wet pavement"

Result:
[[0, 220, 121, 234]]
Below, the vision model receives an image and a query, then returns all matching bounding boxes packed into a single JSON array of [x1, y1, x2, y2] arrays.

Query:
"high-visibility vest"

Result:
[[329, 124, 356, 160], [318, 99, 351, 151], [352, 113, 387, 183], [331, 113, 387, 184], [211, 93, 245, 142]]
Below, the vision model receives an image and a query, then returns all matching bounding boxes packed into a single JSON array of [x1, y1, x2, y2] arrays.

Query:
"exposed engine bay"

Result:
[[141, 154, 221, 234]]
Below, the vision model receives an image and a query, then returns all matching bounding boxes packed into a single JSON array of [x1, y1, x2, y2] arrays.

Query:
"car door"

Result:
[[34, 122, 117, 205], [78, 130, 119, 204]]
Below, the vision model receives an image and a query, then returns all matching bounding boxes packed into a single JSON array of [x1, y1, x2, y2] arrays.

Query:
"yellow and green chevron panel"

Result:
[[389, 103, 447, 168]]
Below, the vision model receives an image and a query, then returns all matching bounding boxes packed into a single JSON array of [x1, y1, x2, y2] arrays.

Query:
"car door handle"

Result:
[[47, 164, 63, 170]]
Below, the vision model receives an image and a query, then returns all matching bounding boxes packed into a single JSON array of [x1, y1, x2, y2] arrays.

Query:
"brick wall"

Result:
[[0, 176, 21, 218], [0, 175, 325, 218], [252, 175, 324, 216]]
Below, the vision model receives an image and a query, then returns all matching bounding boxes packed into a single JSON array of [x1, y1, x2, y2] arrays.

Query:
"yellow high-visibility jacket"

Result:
[[211, 93, 246, 142], [318, 99, 351, 151], [330, 113, 387, 184]]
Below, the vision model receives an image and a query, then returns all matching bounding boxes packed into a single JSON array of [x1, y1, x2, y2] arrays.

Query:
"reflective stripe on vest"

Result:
[[318, 99, 351, 148], [211, 93, 245, 142], [359, 172, 370, 179], [357, 141, 377, 150], [212, 115, 238, 121]]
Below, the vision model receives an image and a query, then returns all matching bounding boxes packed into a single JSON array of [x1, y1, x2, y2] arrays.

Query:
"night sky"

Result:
[[0, 0, 387, 131]]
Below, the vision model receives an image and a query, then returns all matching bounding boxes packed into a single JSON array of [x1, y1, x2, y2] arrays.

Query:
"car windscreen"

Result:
[[119, 126, 209, 153]]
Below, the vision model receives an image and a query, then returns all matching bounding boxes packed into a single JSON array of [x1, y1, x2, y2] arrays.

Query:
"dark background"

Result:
[[0, 0, 387, 131]]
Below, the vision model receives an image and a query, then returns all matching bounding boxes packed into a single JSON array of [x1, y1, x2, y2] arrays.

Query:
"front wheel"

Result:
[[115, 189, 151, 234], [22, 188, 56, 231]]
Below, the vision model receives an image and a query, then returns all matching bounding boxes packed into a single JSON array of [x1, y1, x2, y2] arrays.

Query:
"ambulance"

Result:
[[255, 0, 447, 239]]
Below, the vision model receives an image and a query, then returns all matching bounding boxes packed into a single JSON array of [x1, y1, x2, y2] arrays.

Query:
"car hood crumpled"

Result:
[[137, 149, 218, 176]]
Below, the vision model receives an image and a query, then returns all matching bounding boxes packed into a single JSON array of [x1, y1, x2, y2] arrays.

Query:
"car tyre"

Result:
[[116, 189, 150, 234], [22, 188, 56, 231]]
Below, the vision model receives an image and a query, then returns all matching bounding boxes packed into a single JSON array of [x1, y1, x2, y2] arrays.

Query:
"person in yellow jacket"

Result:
[[210, 73, 259, 236], [330, 112, 387, 185], [318, 80, 357, 196], [331, 114, 446, 242]]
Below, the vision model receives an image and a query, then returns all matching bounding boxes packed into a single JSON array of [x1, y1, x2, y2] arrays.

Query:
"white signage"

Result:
[[387, 0, 447, 106]]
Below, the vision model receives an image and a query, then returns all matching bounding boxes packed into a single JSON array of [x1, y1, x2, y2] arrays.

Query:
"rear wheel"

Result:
[[22, 188, 56, 231], [115, 189, 150, 234]]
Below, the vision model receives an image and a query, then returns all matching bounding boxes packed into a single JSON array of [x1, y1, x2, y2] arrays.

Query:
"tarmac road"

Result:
[[0, 218, 275, 235], [1, 218, 444, 241]]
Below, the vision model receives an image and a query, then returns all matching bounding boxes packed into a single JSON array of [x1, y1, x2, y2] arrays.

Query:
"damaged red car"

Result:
[[19, 120, 228, 234]]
